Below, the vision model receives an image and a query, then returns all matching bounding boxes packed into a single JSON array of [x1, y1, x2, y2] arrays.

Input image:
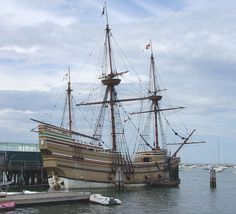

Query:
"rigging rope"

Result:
[[111, 34, 149, 94], [162, 113, 186, 140], [61, 95, 68, 128], [120, 104, 154, 150]]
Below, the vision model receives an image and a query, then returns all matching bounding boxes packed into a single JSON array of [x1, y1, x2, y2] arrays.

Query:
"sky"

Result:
[[0, 0, 235, 164]]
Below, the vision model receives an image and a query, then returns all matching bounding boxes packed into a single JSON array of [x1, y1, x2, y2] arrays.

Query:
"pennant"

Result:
[[62, 73, 68, 81], [100, 6, 105, 17], [145, 44, 151, 50]]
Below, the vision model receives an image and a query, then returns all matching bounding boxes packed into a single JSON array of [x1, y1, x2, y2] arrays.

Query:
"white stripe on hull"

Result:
[[48, 177, 147, 189]]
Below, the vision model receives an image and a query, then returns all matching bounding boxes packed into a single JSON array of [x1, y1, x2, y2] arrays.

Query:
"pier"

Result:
[[0, 142, 48, 188], [0, 192, 90, 207]]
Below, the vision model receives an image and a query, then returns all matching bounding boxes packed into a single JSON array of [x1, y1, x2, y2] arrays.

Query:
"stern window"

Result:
[[143, 157, 150, 162]]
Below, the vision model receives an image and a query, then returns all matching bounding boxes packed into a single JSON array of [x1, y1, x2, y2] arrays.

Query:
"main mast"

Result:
[[101, 4, 120, 152], [77, 3, 134, 153]]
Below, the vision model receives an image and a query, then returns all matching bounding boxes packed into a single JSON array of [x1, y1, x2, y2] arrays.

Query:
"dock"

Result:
[[0, 191, 91, 207], [0, 142, 48, 188]]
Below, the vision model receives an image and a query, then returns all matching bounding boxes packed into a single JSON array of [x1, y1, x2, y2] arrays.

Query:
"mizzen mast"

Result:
[[132, 42, 183, 150], [149, 43, 162, 149]]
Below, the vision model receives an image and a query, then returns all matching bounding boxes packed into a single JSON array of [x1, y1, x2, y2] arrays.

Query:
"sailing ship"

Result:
[[32, 5, 196, 190]]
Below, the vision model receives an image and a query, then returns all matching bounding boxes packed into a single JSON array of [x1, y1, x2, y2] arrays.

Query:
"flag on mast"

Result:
[[100, 5, 105, 17], [145, 43, 151, 49], [62, 73, 68, 81]]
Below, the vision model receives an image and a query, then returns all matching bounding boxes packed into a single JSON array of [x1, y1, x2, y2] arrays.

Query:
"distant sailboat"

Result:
[[214, 140, 225, 172]]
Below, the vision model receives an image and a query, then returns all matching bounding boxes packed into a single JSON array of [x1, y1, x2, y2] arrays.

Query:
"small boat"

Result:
[[89, 193, 122, 205], [0, 201, 15, 211], [23, 190, 39, 194], [202, 164, 211, 170], [0, 192, 18, 197], [214, 165, 224, 173], [0, 190, 40, 197], [213, 141, 225, 173]]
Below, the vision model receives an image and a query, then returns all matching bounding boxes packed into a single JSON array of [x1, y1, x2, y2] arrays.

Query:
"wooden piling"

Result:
[[210, 167, 216, 188]]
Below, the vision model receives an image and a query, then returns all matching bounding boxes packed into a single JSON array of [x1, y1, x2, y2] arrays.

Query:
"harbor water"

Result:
[[9, 167, 236, 214]]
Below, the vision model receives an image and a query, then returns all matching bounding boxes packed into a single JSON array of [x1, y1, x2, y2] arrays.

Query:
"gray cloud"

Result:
[[0, 0, 235, 163]]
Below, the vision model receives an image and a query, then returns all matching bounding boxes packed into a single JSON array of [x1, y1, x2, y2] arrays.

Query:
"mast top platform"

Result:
[[148, 95, 162, 101], [102, 78, 121, 86]]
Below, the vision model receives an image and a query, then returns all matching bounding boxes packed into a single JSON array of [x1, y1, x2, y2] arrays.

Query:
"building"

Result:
[[0, 142, 48, 188]]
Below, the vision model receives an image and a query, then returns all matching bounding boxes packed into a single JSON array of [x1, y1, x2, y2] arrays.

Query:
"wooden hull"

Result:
[[38, 124, 180, 190]]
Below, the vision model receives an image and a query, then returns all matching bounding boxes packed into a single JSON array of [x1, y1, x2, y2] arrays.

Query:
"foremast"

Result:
[[67, 68, 73, 131], [61, 67, 74, 131]]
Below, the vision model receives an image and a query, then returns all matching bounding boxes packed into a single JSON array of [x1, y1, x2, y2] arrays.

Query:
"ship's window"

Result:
[[41, 149, 52, 155], [143, 157, 150, 162]]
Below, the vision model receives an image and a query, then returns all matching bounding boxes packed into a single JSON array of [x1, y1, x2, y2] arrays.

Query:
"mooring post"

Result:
[[115, 167, 124, 192], [210, 167, 216, 188]]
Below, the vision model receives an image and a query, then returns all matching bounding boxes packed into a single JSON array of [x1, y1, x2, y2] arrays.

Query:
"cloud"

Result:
[[0, 0, 235, 163], [0, 45, 39, 54], [0, 0, 75, 27]]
